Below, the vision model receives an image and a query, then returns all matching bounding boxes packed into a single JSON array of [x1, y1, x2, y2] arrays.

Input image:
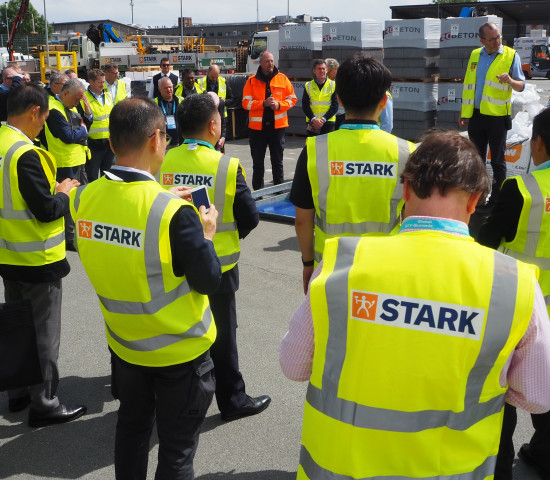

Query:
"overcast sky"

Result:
[[42, 0, 427, 30]]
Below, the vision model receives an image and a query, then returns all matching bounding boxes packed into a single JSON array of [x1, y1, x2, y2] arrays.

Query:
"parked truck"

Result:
[[247, 30, 279, 73]]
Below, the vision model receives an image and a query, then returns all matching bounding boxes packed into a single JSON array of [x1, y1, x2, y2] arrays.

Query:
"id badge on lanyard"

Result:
[[166, 115, 176, 129]]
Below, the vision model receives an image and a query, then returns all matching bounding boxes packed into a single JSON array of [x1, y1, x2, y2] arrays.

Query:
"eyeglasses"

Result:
[[148, 129, 172, 143], [484, 34, 501, 42], [161, 64, 170, 67]]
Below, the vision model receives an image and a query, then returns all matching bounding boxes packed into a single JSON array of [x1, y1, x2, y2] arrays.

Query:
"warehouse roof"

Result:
[[391, 0, 550, 24]]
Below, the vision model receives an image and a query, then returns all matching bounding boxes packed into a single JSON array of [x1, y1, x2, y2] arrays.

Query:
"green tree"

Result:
[[0, 0, 52, 38]]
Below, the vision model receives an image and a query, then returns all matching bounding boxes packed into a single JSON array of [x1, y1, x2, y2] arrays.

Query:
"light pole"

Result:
[[180, 0, 183, 53], [256, 0, 258, 33], [130, 0, 134, 24], [4, 1, 9, 44], [43, 0, 48, 52]]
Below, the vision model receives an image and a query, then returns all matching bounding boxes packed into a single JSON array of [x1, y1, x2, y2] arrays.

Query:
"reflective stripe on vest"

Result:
[[301, 236, 525, 479], [305, 79, 336, 123], [311, 133, 411, 264], [0, 129, 65, 265], [461, 47, 515, 118]]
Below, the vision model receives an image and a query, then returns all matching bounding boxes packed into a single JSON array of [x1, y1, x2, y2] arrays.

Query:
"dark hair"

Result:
[[312, 59, 325, 69], [160, 57, 170, 65], [104, 62, 118, 72], [532, 107, 550, 155], [177, 94, 218, 137], [7, 83, 49, 117], [401, 130, 491, 205], [109, 97, 165, 155], [87, 68, 105, 82], [64, 68, 77, 76], [335, 54, 391, 114], [181, 68, 194, 77]]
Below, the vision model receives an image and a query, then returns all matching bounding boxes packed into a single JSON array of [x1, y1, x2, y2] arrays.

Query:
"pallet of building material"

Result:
[[392, 110, 436, 142], [440, 16, 502, 48], [383, 18, 441, 50], [322, 20, 383, 49], [390, 82, 438, 112], [279, 49, 323, 61], [130, 80, 147, 97], [384, 56, 439, 69], [291, 81, 307, 109], [279, 22, 324, 51], [322, 47, 383, 63], [439, 47, 476, 79], [279, 58, 322, 70], [278, 64, 314, 79], [437, 83, 463, 112]]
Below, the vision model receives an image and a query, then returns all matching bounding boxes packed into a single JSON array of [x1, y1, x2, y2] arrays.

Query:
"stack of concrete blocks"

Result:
[[287, 81, 307, 135], [383, 18, 441, 79], [439, 16, 502, 80], [278, 22, 324, 79], [321, 20, 383, 64], [436, 83, 465, 131], [390, 82, 438, 141]]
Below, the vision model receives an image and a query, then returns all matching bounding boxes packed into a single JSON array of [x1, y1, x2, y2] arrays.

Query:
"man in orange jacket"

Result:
[[242, 51, 297, 190]]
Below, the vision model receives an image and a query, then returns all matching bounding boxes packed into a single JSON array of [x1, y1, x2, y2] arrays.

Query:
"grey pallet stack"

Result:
[[390, 82, 438, 142], [439, 16, 502, 80], [321, 20, 383, 64], [383, 18, 440, 79], [287, 81, 307, 135], [279, 49, 323, 79], [383, 48, 439, 78], [279, 22, 324, 79], [436, 83, 466, 132]]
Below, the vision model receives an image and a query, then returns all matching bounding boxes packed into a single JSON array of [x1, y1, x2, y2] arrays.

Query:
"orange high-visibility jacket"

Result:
[[242, 69, 297, 130]]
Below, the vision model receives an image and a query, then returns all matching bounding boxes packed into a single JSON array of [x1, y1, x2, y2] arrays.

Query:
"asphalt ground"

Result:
[[2, 81, 550, 479]]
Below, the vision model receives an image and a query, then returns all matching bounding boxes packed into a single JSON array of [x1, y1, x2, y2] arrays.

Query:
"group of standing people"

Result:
[[2, 19, 550, 480]]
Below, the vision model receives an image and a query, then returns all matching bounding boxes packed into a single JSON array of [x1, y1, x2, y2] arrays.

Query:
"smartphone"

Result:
[[191, 186, 211, 213]]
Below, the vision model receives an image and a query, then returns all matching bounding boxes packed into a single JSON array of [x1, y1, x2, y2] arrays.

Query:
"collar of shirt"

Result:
[[88, 88, 104, 103], [314, 79, 326, 89], [5, 124, 33, 143], [341, 119, 378, 125], [183, 138, 215, 150], [399, 216, 470, 237], [481, 45, 504, 57], [534, 159, 550, 171], [109, 165, 156, 181]]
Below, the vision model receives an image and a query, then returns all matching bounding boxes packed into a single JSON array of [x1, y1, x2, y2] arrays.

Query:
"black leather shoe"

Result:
[[8, 394, 31, 412], [28, 403, 87, 428], [518, 443, 550, 479], [221, 395, 271, 421]]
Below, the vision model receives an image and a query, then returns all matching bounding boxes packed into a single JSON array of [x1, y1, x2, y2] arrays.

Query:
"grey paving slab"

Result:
[[1, 111, 547, 479]]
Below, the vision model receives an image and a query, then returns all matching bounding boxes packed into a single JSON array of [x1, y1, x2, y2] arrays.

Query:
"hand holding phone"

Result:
[[191, 186, 211, 213]]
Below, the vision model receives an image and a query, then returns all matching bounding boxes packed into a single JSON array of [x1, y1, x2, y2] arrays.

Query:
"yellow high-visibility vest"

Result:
[[462, 46, 515, 118], [70, 177, 216, 367], [0, 125, 65, 266], [83, 90, 113, 140], [307, 126, 414, 265], [301, 233, 536, 479], [305, 79, 336, 123], [160, 142, 241, 272], [500, 170, 550, 312]]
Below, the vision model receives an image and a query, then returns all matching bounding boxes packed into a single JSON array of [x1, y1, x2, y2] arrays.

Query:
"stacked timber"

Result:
[[383, 18, 440, 80], [278, 22, 324, 79], [321, 20, 383, 63], [390, 82, 438, 142]]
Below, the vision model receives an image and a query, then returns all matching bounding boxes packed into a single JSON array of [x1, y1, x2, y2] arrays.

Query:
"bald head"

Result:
[[207, 64, 220, 82], [158, 76, 174, 101], [259, 50, 275, 76]]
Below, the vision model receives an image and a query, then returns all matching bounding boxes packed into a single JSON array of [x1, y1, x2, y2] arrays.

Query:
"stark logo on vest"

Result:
[[77, 220, 143, 250], [350, 290, 484, 340], [330, 161, 396, 178], [162, 173, 214, 187]]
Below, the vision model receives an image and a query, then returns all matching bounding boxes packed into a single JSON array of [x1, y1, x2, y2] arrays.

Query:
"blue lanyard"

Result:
[[161, 100, 176, 115], [533, 159, 550, 172], [339, 123, 380, 130], [183, 138, 215, 150], [400, 217, 470, 236]]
